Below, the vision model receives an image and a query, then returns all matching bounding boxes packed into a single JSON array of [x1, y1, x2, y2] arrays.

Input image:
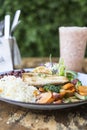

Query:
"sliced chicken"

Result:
[[22, 72, 69, 87]]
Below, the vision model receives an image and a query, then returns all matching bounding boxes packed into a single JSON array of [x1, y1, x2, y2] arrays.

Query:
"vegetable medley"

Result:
[[34, 59, 87, 104]]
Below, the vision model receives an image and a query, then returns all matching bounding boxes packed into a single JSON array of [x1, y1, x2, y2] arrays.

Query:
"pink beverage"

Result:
[[59, 27, 87, 72]]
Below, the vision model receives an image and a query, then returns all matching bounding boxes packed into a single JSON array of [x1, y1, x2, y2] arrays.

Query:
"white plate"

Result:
[[0, 69, 87, 110], [0, 97, 87, 110]]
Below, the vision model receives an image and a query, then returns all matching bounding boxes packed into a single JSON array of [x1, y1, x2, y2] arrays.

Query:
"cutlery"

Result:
[[4, 15, 10, 38], [11, 10, 21, 33]]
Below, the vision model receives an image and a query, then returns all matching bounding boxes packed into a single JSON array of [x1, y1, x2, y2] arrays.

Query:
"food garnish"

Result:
[[32, 58, 87, 104]]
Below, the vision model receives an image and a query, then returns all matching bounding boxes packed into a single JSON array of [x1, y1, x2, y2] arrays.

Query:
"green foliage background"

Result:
[[0, 0, 87, 57]]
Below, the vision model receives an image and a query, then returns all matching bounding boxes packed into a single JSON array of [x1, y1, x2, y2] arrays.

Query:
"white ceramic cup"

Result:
[[59, 27, 87, 72]]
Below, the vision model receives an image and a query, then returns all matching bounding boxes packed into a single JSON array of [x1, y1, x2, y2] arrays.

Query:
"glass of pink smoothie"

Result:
[[59, 27, 87, 72]]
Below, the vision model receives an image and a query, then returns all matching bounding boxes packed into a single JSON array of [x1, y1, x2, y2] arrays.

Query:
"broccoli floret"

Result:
[[43, 84, 61, 93]]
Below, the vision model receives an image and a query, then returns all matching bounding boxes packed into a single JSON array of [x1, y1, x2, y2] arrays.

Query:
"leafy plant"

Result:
[[0, 0, 87, 57]]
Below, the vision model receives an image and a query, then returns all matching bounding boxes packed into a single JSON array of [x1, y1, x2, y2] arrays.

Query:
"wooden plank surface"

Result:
[[0, 101, 87, 130]]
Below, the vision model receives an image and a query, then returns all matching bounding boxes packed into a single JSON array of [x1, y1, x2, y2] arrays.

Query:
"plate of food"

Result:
[[0, 59, 87, 110]]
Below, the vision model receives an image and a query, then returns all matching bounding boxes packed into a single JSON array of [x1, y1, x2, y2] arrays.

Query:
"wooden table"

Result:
[[0, 57, 87, 130]]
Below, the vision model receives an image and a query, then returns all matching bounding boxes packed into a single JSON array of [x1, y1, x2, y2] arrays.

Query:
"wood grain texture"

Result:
[[0, 101, 87, 130]]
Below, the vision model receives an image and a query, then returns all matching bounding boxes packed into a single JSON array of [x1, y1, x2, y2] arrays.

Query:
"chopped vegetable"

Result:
[[63, 97, 72, 103], [62, 83, 74, 90], [76, 86, 87, 96], [60, 83, 76, 97], [74, 92, 87, 100], [75, 80, 82, 87], [53, 99, 62, 104], [43, 84, 61, 93], [65, 70, 78, 81], [36, 91, 54, 104], [58, 58, 65, 76], [64, 87, 75, 97], [63, 96, 80, 103]]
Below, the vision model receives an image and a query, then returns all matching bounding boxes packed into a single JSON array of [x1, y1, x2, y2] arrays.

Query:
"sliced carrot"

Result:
[[62, 83, 74, 90], [53, 99, 62, 104], [47, 97, 55, 103], [77, 86, 87, 93], [60, 87, 75, 97], [65, 87, 75, 93], [64, 87, 75, 96], [79, 91, 87, 96], [36, 91, 54, 104], [39, 87, 45, 92]]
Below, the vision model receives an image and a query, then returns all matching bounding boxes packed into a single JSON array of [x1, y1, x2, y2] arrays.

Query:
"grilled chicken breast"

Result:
[[22, 72, 69, 87]]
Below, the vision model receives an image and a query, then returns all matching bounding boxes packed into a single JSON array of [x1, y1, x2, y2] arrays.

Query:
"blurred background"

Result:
[[0, 0, 87, 57]]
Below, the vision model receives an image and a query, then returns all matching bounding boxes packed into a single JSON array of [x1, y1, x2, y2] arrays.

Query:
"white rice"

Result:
[[0, 75, 38, 102]]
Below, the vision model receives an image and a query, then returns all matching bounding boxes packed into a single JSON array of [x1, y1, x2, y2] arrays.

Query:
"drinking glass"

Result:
[[59, 27, 87, 72]]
